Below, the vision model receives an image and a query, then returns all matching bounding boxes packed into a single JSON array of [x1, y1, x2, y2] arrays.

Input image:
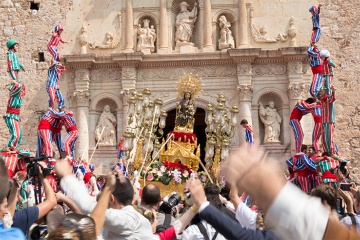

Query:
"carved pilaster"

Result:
[[287, 83, 305, 100], [74, 69, 90, 91], [73, 91, 90, 106], [237, 84, 253, 101], [121, 66, 137, 89], [287, 61, 303, 74]]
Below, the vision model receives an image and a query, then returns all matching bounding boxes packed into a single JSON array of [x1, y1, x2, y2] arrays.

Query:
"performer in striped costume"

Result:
[[6, 39, 25, 82], [307, 45, 323, 99], [240, 119, 254, 147], [319, 86, 336, 154], [309, 4, 322, 45], [46, 61, 66, 109], [286, 151, 317, 193], [62, 110, 78, 160], [313, 152, 343, 188], [4, 81, 26, 151], [47, 24, 67, 61], [307, 146, 322, 189], [51, 118, 63, 156], [309, 105, 322, 152], [320, 50, 336, 94], [36, 109, 65, 166], [289, 98, 317, 153]]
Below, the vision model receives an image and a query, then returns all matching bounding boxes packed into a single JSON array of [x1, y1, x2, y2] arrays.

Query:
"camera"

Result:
[[25, 155, 51, 177], [159, 193, 181, 215], [330, 161, 347, 175]]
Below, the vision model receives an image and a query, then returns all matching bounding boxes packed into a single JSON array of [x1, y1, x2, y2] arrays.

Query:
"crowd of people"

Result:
[[1, 3, 360, 240]]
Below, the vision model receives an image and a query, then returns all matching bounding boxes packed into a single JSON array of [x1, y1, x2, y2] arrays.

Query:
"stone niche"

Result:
[[213, 10, 237, 51]]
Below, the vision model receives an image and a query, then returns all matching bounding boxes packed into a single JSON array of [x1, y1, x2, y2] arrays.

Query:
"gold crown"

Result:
[[176, 73, 202, 98]]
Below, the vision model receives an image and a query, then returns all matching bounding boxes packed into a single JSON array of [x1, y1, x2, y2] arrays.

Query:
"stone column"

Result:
[[237, 85, 253, 145], [203, 0, 214, 52], [121, 93, 130, 133], [74, 91, 90, 161], [237, 0, 249, 48], [125, 0, 134, 52], [158, 0, 169, 54]]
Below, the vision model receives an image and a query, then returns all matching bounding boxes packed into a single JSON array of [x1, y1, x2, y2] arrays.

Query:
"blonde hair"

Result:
[[133, 205, 155, 224]]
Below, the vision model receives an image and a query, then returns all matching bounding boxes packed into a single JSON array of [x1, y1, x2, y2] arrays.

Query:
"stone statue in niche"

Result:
[[258, 101, 282, 144], [79, 23, 88, 54], [218, 15, 235, 50], [175, 2, 198, 46], [175, 92, 195, 132], [95, 105, 117, 146], [276, 17, 297, 47], [89, 32, 120, 49], [251, 24, 277, 43], [136, 19, 156, 54]]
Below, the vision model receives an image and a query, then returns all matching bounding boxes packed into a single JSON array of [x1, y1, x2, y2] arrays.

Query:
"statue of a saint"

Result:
[[259, 101, 282, 144], [175, 92, 195, 132], [95, 105, 117, 146], [218, 15, 235, 50], [136, 19, 156, 53], [175, 2, 198, 44]]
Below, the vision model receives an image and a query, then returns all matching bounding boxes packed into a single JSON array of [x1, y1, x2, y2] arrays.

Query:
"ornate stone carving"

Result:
[[75, 69, 90, 81], [253, 65, 286, 76], [237, 63, 252, 75], [95, 105, 117, 146], [251, 24, 277, 43], [89, 32, 120, 49], [79, 23, 88, 54], [287, 83, 306, 99], [175, 2, 198, 45], [121, 67, 137, 79], [137, 66, 236, 81], [259, 101, 282, 144], [218, 15, 235, 50], [136, 19, 156, 54], [236, 85, 253, 101], [287, 61, 302, 74], [92, 69, 120, 82], [287, 17, 297, 47], [73, 91, 90, 106]]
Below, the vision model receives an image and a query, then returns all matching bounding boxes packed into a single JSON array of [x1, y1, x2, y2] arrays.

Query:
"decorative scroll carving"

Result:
[[251, 24, 277, 43], [92, 69, 120, 82], [73, 91, 90, 106], [253, 65, 286, 76], [121, 67, 137, 79], [287, 83, 305, 99], [137, 66, 236, 81], [237, 63, 252, 75], [75, 69, 90, 81], [287, 61, 302, 74], [237, 84, 253, 101]]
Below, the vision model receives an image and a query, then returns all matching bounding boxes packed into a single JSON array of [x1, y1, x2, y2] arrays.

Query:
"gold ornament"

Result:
[[176, 72, 202, 98]]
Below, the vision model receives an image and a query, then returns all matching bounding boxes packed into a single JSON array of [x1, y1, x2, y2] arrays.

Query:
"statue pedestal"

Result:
[[263, 141, 281, 145], [174, 42, 199, 53], [219, 43, 230, 50], [90, 146, 117, 175], [140, 48, 151, 55]]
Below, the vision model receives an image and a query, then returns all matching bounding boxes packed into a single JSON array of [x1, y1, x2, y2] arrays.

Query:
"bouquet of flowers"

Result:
[[141, 161, 193, 185]]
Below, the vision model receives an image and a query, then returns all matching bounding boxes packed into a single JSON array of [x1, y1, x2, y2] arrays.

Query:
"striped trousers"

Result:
[[310, 28, 321, 45], [322, 123, 335, 154], [37, 129, 53, 158], [308, 174, 322, 190], [323, 75, 333, 94], [48, 46, 60, 61], [8, 70, 19, 81], [309, 73, 323, 99], [63, 130, 78, 159], [290, 119, 303, 153], [5, 155, 26, 179], [47, 86, 64, 110], [4, 116, 22, 150], [52, 132, 63, 157], [297, 175, 311, 193], [312, 123, 322, 152]]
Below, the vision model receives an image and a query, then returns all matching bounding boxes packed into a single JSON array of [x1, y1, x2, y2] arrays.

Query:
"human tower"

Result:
[[4, 24, 93, 191]]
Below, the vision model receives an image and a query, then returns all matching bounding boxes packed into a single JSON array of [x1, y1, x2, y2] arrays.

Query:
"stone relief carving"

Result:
[[251, 25, 277, 43], [92, 69, 120, 82], [253, 65, 286, 76], [276, 17, 297, 47], [175, 2, 198, 46], [137, 66, 236, 81], [89, 32, 120, 49], [79, 23, 88, 54], [136, 19, 156, 54], [121, 67, 137, 79], [259, 101, 282, 144], [95, 105, 117, 146], [237, 63, 253, 75], [287, 61, 303, 74], [75, 69, 90, 81], [73, 91, 90, 106], [237, 84, 253, 101], [287, 83, 305, 99], [218, 15, 235, 50]]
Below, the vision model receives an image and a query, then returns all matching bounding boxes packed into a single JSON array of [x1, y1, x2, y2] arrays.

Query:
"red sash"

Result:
[[6, 107, 20, 115], [66, 126, 77, 132], [322, 170, 338, 180], [38, 120, 51, 130]]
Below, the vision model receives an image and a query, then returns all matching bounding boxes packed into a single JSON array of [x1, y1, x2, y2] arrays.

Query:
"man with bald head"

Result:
[[141, 184, 175, 232]]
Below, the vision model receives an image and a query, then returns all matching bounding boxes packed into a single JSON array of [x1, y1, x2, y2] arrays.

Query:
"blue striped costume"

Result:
[[46, 61, 65, 109]]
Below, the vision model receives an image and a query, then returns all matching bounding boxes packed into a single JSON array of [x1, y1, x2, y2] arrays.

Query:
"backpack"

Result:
[[155, 213, 172, 233]]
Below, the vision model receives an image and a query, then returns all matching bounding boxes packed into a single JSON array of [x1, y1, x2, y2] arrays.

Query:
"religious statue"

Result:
[[218, 15, 235, 50], [258, 101, 282, 144], [79, 23, 88, 54], [95, 105, 117, 146], [175, 92, 195, 132], [175, 2, 198, 45], [89, 32, 120, 49], [136, 19, 156, 54]]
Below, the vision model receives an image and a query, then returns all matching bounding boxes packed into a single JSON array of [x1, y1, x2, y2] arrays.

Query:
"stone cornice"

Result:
[[228, 48, 262, 63], [279, 47, 309, 62], [64, 54, 96, 69]]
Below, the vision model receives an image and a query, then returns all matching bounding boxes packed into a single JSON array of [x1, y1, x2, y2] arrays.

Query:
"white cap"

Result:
[[320, 50, 330, 58]]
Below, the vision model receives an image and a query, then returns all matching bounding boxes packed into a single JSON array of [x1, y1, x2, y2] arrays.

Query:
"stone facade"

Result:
[[0, 0, 359, 177]]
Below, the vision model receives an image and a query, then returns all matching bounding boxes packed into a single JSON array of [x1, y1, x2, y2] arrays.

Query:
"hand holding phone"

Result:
[[340, 183, 351, 191]]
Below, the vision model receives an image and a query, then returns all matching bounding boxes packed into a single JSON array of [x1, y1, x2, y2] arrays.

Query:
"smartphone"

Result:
[[340, 183, 351, 191]]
